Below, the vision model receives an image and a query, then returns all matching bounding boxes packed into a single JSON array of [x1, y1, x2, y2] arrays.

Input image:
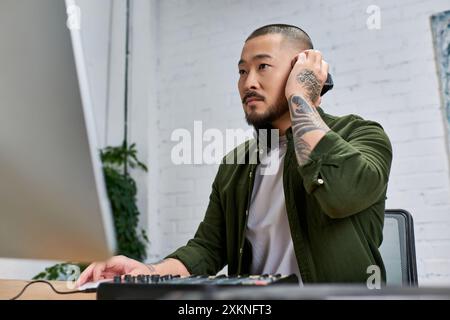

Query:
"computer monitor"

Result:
[[0, 0, 116, 262]]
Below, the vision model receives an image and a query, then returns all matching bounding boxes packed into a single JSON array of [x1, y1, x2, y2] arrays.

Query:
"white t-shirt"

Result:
[[245, 134, 302, 282]]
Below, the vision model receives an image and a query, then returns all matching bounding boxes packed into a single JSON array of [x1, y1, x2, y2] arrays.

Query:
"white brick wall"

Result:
[[151, 0, 450, 285]]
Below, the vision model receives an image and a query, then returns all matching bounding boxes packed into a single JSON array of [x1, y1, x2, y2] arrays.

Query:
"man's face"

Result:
[[238, 33, 296, 129]]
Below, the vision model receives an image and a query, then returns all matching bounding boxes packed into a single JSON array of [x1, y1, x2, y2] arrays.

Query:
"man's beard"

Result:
[[244, 101, 288, 130]]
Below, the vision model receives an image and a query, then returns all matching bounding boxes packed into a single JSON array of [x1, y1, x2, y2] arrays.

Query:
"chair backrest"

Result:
[[379, 209, 418, 287]]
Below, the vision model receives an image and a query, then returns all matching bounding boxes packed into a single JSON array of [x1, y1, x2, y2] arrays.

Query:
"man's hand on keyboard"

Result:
[[76, 255, 154, 287]]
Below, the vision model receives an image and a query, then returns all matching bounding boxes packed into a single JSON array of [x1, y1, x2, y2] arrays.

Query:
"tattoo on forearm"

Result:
[[289, 95, 330, 166], [296, 69, 321, 104], [294, 138, 313, 166]]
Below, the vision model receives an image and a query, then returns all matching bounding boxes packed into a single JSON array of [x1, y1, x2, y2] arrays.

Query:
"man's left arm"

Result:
[[286, 50, 392, 218]]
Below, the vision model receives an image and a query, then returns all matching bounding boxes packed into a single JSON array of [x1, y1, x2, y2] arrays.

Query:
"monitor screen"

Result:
[[0, 0, 116, 262]]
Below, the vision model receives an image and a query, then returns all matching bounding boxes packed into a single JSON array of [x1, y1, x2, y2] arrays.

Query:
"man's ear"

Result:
[[290, 55, 299, 69]]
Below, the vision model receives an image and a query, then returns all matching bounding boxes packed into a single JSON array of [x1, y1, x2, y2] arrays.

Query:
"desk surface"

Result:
[[0, 279, 95, 300], [2, 279, 450, 300]]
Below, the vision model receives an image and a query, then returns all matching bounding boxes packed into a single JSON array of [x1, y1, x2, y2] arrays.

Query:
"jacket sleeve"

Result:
[[164, 166, 226, 275], [297, 119, 392, 218]]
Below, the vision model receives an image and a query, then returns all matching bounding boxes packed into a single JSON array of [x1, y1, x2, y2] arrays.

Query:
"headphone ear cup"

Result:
[[321, 73, 334, 96]]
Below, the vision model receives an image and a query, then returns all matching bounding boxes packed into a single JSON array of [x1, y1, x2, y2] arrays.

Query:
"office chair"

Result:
[[380, 209, 418, 287]]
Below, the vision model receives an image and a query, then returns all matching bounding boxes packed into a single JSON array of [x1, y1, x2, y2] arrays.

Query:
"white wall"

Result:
[[153, 0, 450, 286]]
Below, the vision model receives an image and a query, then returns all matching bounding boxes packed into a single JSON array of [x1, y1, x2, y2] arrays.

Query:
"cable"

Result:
[[9, 280, 90, 300]]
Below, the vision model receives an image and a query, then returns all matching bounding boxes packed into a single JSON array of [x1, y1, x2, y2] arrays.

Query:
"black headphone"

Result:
[[321, 73, 334, 96]]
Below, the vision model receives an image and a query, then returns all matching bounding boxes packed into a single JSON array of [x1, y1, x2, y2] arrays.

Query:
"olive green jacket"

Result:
[[166, 107, 393, 283]]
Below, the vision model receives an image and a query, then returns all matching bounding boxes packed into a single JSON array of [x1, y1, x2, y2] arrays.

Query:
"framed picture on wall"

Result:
[[431, 10, 450, 151]]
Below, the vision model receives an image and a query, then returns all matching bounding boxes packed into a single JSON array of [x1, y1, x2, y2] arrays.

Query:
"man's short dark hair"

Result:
[[246, 24, 314, 50]]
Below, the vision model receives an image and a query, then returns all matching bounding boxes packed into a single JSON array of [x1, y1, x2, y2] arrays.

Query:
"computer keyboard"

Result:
[[96, 274, 299, 300]]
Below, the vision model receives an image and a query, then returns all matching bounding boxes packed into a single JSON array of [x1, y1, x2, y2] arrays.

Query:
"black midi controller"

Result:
[[96, 274, 299, 300]]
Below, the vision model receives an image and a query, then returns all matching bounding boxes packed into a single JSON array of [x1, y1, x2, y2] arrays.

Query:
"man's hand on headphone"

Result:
[[285, 49, 329, 107]]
